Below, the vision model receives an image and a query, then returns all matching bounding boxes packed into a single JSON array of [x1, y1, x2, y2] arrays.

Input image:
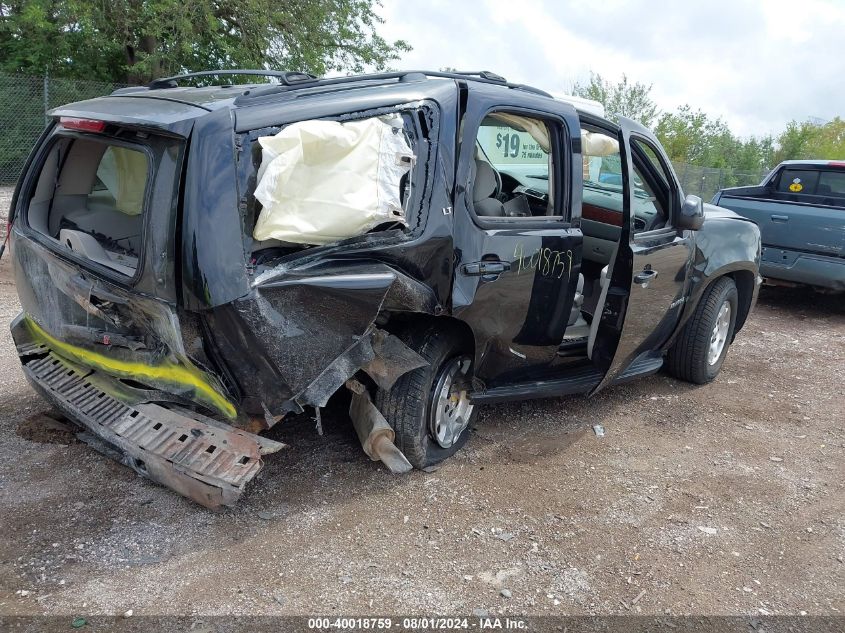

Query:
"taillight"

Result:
[[827, 161, 845, 168], [59, 117, 106, 133]]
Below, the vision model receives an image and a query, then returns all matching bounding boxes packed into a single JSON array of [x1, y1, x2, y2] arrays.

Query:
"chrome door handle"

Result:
[[462, 261, 511, 276], [771, 214, 789, 222], [633, 269, 658, 286]]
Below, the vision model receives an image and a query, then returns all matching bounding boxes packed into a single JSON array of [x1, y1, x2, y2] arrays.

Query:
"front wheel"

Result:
[[375, 325, 476, 469], [667, 277, 738, 384]]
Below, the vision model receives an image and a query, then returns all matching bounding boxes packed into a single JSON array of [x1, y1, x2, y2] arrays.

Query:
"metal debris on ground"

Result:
[[314, 407, 323, 436], [592, 424, 606, 437]]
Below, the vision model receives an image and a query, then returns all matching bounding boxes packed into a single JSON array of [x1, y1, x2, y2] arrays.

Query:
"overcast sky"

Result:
[[378, 0, 844, 138]]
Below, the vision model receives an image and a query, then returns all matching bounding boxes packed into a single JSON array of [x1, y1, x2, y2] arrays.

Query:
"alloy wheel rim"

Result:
[[707, 300, 731, 366], [430, 357, 474, 448]]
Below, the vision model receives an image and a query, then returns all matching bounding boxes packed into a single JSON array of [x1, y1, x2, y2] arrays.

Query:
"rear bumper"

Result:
[[13, 320, 283, 509], [760, 247, 845, 290]]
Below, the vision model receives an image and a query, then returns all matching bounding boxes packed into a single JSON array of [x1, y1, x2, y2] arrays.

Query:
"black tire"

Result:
[[667, 277, 738, 384], [375, 324, 476, 469]]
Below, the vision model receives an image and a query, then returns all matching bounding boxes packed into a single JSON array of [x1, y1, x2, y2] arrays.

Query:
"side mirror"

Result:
[[677, 194, 704, 231]]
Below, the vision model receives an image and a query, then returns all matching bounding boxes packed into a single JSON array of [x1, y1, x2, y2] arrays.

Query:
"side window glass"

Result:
[[583, 129, 622, 189], [818, 170, 845, 199], [580, 131, 672, 234], [473, 113, 559, 219], [776, 169, 819, 195], [581, 128, 624, 227], [630, 139, 671, 233]]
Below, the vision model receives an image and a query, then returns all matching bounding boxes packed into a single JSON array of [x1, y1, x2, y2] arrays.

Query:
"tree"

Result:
[[571, 72, 659, 127], [654, 105, 774, 173], [0, 0, 411, 84], [773, 117, 845, 163]]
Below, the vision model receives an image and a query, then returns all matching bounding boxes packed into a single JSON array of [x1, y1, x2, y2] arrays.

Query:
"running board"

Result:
[[470, 355, 663, 404], [21, 351, 284, 509]]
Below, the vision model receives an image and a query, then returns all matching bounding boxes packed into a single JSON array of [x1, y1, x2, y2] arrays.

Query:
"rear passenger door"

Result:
[[590, 117, 694, 392], [451, 87, 583, 386]]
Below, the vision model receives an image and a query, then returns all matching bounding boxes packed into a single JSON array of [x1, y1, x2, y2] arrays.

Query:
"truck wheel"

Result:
[[667, 277, 738, 384], [375, 326, 476, 469]]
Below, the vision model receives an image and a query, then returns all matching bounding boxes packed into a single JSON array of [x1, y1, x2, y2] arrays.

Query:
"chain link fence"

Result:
[[674, 161, 770, 203], [0, 73, 128, 185]]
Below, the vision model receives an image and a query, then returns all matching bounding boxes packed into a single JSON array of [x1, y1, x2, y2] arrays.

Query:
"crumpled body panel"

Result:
[[202, 261, 436, 419]]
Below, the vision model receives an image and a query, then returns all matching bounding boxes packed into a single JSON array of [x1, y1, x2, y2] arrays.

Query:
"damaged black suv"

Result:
[[5, 70, 761, 508]]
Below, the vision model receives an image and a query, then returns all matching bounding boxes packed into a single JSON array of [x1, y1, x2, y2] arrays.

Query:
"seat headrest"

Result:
[[473, 159, 498, 202]]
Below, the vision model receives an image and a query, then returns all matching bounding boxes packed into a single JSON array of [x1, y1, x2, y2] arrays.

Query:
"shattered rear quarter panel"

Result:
[[11, 238, 235, 419], [195, 93, 459, 420]]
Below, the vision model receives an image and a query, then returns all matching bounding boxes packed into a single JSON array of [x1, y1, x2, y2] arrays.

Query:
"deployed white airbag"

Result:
[[252, 114, 415, 245]]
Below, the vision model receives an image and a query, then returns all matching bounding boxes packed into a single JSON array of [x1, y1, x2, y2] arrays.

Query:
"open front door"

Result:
[[589, 116, 694, 394]]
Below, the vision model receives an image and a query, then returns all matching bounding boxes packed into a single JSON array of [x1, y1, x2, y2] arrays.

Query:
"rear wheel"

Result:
[[375, 325, 476, 469], [667, 277, 738, 384]]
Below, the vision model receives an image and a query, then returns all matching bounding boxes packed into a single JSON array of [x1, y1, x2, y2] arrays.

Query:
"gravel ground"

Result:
[[0, 186, 843, 618]]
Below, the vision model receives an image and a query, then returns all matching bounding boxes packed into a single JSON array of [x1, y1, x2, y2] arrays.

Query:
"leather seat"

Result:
[[472, 159, 506, 216]]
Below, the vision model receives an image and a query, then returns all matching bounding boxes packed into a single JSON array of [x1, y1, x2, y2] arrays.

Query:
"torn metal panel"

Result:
[[19, 314, 236, 419], [297, 332, 377, 409], [11, 238, 237, 419], [21, 351, 283, 509], [203, 261, 438, 419], [361, 328, 428, 391]]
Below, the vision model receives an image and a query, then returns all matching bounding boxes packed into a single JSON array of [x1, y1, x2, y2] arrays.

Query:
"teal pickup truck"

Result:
[[712, 160, 845, 292]]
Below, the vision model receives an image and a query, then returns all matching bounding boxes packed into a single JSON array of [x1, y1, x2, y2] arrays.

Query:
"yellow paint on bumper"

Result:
[[23, 316, 236, 419]]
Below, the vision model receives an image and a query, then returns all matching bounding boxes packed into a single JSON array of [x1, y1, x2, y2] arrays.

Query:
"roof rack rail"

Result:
[[449, 70, 507, 83], [232, 69, 552, 105], [148, 70, 317, 90]]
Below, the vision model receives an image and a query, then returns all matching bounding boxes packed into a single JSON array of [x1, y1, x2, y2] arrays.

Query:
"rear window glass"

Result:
[[776, 167, 845, 201], [776, 169, 820, 194], [26, 136, 150, 276], [818, 170, 845, 196]]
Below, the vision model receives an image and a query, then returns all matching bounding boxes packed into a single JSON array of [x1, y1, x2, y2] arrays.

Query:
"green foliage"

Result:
[[655, 105, 774, 171], [571, 72, 659, 127], [0, 0, 411, 84], [772, 118, 845, 163], [573, 70, 844, 180]]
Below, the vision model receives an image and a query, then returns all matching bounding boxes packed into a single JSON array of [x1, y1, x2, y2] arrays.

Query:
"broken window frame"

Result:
[[234, 101, 439, 270]]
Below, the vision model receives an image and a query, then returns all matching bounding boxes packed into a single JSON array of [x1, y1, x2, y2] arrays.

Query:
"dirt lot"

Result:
[[0, 189, 843, 618]]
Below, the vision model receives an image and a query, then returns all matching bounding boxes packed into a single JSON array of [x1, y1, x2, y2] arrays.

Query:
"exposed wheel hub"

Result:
[[708, 300, 731, 365], [430, 356, 474, 448]]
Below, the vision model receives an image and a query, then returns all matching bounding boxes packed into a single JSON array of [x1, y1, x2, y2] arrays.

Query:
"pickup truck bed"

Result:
[[713, 161, 845, 291]]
